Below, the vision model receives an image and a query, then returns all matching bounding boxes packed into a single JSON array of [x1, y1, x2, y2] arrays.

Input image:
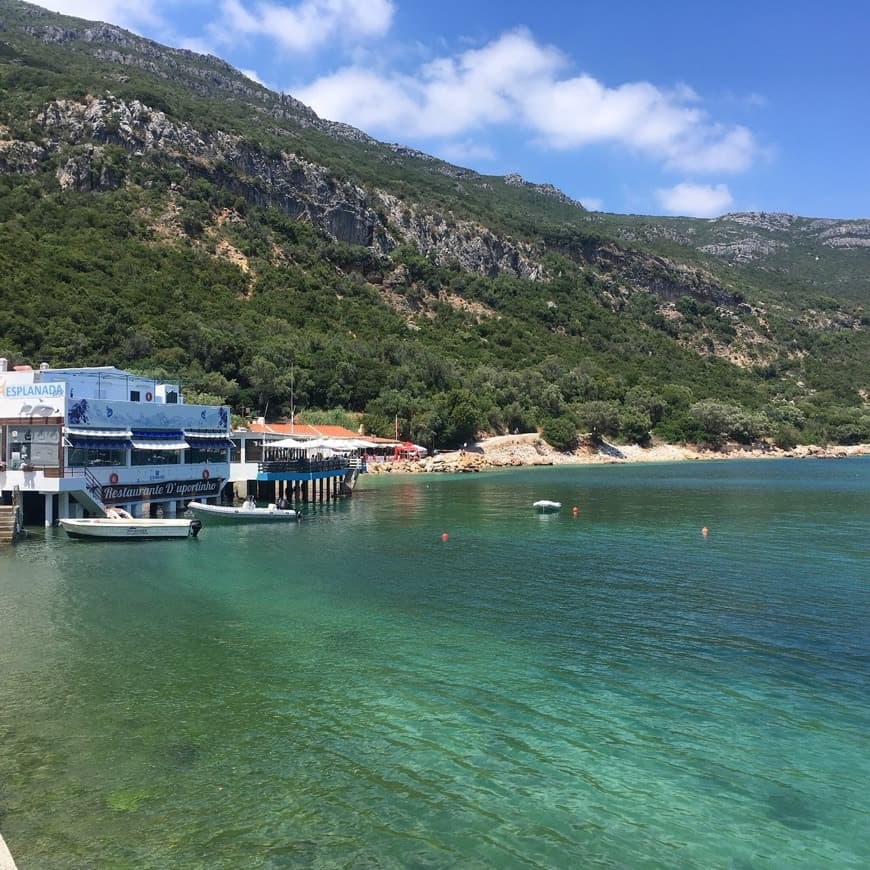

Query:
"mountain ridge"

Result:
[[0, 0, 867, 448]]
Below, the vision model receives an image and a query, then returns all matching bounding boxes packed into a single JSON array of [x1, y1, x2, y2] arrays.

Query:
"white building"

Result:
[[0, 360, 231, 526]]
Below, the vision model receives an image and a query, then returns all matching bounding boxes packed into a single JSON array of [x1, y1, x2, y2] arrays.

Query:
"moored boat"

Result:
[[186, 499, 301, 523], [59, 516, 202, 539], [533, 500, 562, 513]]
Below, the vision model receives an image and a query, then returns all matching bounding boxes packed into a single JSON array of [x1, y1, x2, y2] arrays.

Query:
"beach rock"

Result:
[[363, 436, 870, 476]]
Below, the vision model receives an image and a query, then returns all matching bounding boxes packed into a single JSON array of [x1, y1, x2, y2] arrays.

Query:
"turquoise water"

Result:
[[1, 458, 868, 868]]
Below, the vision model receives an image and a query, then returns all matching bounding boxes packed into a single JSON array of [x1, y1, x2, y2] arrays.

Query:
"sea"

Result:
[[1, 458, 868, 869]]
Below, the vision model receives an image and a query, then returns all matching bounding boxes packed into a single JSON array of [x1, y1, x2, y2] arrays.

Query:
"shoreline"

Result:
[[366, 434, 870, 475]]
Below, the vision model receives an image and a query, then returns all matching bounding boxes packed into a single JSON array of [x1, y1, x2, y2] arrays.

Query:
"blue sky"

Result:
[[36, 0, 869, 219]]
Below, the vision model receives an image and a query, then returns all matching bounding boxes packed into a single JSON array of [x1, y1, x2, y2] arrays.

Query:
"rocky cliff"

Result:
[[2, 0, 865, 314], [14, 93, 742, 309]]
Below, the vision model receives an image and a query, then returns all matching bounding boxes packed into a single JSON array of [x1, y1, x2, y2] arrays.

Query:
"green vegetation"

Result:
[[0, 0, 867, 450]]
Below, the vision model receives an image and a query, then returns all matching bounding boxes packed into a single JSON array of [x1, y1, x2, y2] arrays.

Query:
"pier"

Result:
[[225, 426, 384, 508], [250, 456, 360, 505]]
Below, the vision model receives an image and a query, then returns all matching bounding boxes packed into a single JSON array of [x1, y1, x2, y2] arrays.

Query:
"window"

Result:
[[186, 447, 229, 464], [130, 390, 140, 402], [131, 449, 182, 466], [6, 425, 61, 468], [68, 446, 127, 467]]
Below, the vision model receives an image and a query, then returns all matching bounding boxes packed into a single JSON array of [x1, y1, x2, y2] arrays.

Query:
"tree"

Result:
[[624, 386, 665, 426], [619, 408, 652, 445], [689, 401, 767, 445], [575, 401, 620, 441], [244, 356, 289, 412], [541, 416, 578, 452], [773, 424, 800, 450], [435, 389, 484, 447]]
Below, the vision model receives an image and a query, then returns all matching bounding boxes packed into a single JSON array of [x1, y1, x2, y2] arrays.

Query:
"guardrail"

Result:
[[257, 458, 348, 474], [82, 466, 102, 498]]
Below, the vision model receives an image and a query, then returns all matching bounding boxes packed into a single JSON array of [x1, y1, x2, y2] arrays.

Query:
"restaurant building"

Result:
[[227, 420, 396, 505], [0, 360, 231, 526]]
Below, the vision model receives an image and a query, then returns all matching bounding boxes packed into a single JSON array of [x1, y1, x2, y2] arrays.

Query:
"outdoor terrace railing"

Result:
[[256, 458, 349, 474]]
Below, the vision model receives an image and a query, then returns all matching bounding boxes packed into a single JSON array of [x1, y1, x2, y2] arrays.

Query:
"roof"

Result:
[[241, 421, 400, 445], [245, 421, 361, 439]]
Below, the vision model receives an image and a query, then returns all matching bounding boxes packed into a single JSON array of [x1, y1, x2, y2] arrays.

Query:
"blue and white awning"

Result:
[[66, 428, 133, 439], [65, 428, 132, 450], [185, 439, 234, 449], [184, 430, 234, 449], [131, 430, 188, 451]]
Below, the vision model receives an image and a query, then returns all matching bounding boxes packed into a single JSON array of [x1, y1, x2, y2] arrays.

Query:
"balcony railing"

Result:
[[256, 458, 348, 474]]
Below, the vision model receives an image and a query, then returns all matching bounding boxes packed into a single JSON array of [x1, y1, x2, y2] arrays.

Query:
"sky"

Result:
[[32, 0, 870, 219]]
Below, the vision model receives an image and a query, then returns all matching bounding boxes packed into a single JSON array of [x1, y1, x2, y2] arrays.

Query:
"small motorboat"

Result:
[[186, 498, 301, 523], [59, 515, 202, 540], [533, 500, 562, 513]]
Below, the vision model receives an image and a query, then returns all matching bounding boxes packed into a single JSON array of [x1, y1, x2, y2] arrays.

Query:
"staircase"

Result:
[[0, 505, 21, 546], [342, 466, 360, 495], [71, 467, 108, 516]]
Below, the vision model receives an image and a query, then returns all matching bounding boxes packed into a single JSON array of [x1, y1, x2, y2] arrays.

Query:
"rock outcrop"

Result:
[[699, 238, 790, 263], [503, 172, 586, 210], [702, 212, 870, 259], [2, 94, 771, 309], [21, 95, 553, 278], [380, 193, 545, 280], [34, 96, 391, 251], [558, 237, 741, 307]]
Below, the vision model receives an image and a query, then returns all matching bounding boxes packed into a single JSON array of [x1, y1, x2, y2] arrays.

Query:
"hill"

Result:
[[0, 0, 867, 449]]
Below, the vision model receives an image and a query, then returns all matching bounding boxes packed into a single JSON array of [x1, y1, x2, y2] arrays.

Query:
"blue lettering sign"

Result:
[[1, 382, 66, 399]]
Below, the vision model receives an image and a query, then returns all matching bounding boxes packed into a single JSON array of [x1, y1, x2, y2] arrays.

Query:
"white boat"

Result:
[[59, 516, 202, 539], [533, 500, 562, 513], [186, 499, 301, 523]]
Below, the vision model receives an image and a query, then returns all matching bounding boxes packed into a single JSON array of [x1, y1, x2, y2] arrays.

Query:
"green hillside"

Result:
[[0, 0, 867, 449]]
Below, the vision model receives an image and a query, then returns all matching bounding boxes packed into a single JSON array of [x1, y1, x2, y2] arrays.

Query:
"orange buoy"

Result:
[[441, 532, 449, 541], [572, 506, 579, 516], [701, 526, 709, 537]]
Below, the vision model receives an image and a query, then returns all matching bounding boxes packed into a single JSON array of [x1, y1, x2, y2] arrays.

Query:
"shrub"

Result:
[[574, 400, 620, 440], [619, 408, 652, 445], [541, 416, 578, 452], [773, 424, 800, 450]]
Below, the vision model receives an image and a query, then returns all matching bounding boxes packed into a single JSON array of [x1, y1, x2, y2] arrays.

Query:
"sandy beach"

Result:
[[366, 433, 870, 474]]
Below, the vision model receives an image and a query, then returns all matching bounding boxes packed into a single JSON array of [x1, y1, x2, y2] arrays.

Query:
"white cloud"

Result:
[[36, 0, 163, 30], [656, 182, 733, 217], [211, 0, 394, 52], [436, 140, 496, 163], [666, 126, 755, 173], [296, 67, 418, 128], [295, 29, 757, 175], [178, 36, 216, 56], [240, 68, 266, 85], [578, 197, 603, 211]]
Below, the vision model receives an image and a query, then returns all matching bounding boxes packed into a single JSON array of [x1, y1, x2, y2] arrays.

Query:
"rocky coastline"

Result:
[[365, 433, 870, 475]]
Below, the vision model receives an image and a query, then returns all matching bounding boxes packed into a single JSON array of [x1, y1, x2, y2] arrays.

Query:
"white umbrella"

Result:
[[266, 436, 315, 448], [298, 438, 328, 451], [351, 439, 381, 449]]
